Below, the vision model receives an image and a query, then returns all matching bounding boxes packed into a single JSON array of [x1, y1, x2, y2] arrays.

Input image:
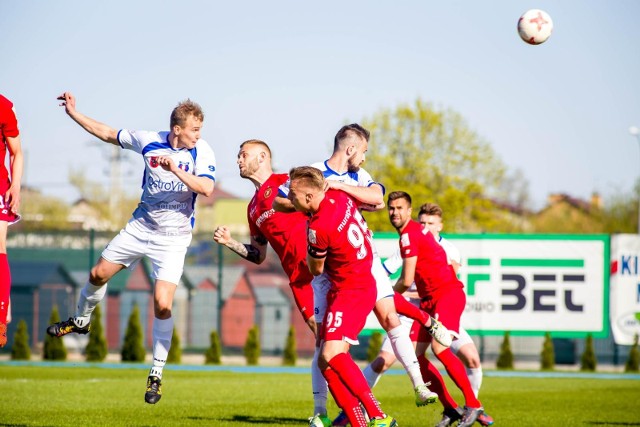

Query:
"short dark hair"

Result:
[[240, 139, 272, 158], [333, 123, 370, 151], [388, 191, 411, 206], [418, 203, 443, 218]]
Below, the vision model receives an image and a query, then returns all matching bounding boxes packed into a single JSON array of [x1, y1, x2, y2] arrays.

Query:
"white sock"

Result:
[[362, 364, 382, 389], [388, 325, 423, 388], [467, 367, 483, 398], [150, 317, 173, 379], [312, 346, 328, 415], [74, 282, 107, 326]]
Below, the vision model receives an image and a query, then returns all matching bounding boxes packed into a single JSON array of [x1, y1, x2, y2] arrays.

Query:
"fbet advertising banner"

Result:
[[610, 234, 640, 345], [371, 233, 609, 338]]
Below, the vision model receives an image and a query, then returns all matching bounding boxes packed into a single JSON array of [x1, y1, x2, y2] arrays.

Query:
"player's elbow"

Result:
[[201, 181, 215, 198]]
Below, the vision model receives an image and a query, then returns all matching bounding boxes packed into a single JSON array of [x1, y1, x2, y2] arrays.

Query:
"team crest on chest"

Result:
[[264, 187, 272, 198], [400, 233, 410, 247], [178, 161, 190, 172], [149, 157, 159, 168]]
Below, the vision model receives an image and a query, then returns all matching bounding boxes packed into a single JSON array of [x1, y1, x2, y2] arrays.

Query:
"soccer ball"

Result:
[[517, 9, 553, 45]]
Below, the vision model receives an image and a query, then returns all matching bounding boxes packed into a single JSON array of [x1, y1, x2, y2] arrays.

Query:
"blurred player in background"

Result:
[[288, 166, 396, 427], [387, 192, 486, 427], [47, 92, 216, 404], [0, 94, 23, 348], [363, 202, 494, 426]]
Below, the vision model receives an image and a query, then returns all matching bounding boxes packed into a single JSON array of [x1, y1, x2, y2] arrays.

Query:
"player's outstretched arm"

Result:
[[57, 92, 118, 145], [213, 225, 267, 264], [326, 181, 384, 208]]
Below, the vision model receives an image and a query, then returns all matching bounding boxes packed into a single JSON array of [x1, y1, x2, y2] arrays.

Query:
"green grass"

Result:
[[0, 364, 638, 426]]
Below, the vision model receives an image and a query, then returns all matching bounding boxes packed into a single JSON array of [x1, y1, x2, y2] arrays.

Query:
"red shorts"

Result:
[[290, 281, 314, 322], [411, 287, 466, 343], [322, 285, 376, 344], [0, 194, 19, 225]]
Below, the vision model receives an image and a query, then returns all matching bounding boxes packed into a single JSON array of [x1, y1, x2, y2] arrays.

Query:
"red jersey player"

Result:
[[213, 139, 315, 333], [288, 166, 396, 427], [0, 94, 23, 348], [388, 191, 486, 427]]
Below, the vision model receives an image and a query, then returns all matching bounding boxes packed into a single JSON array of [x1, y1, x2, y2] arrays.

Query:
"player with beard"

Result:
[[212, 139, 322, 423], [387, 191, 486, 427], [275, 125, 449, 426], [288, 166, 396, 427]]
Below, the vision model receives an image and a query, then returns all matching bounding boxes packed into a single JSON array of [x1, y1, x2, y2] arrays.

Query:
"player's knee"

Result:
[[89, 266, 109, 285], [370, 356, 386, 373], [154, 305, 172, 319]]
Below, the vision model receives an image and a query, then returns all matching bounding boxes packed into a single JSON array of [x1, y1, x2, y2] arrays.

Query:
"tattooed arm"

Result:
[[213, 225, 268, 264]]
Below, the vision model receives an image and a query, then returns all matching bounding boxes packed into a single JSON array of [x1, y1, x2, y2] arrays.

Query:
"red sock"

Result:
[[0, 254, 10, 325], [418, 354, 458, 408], [393, 292, 429, 325], [328, 352, 384, 420], [435, 348, 482, 408], [322, 367, 367, 427]]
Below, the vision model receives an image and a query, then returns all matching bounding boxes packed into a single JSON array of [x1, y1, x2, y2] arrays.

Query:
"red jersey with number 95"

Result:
[[307, 189, 375, 290]]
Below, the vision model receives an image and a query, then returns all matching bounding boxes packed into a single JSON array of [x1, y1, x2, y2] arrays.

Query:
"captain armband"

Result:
[[307, 245, 327, 259]]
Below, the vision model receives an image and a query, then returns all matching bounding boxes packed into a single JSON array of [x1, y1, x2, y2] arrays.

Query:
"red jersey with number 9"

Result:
[[307, 189, 375, 290]]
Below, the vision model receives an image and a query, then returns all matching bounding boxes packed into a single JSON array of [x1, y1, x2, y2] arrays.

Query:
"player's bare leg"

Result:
[[46, 257, 123, 337]]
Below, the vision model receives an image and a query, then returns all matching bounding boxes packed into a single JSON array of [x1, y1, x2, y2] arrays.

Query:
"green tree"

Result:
[[540, 332, 555, 371], [244, 325, 260, 366], [601, 180, 639, 233], [20, 190, 71, 231], [11, 319, 31, 360], [167, 327, 181, 364], [359, 99, 527, 232], [282, 325, 297, 366], [43, 306, 67, 361], [204, 330, 222, 365], [85, 304, 108, 362], [496, 331, 514, 370], [624, 333, 639, 373], [366, 331, 384, 362], [120, 304, 146, 362], [580, 334, 597, 372]]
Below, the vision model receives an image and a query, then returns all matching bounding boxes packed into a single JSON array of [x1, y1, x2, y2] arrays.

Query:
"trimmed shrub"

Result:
[[120, 304, 146, 362], [43, 306, 67, 361], [580, 334, 597, 371], [366, 331, 384, 362], [204, 330, 222, 365], [11, 319, 31, 360], [244, 325, 260, 366], [540, 332, 555, 371], [624, 333, 639, 373], [167, 327, 181, 364], [496, 331, 514, 369], [85, 305, 108, 362], [282, 325, 297, 366]]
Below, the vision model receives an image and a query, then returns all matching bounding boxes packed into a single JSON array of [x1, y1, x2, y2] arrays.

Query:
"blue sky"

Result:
[[2, 1, 640, 210]]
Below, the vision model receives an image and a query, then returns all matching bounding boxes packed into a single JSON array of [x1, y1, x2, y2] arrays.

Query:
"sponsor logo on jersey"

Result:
[[147, 176, 186, 192], [255, 208, 275, 228]]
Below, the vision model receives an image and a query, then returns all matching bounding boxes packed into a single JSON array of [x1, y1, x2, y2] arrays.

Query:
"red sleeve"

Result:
[[0, 96, 19, 138], [399, 227, 418, 259]]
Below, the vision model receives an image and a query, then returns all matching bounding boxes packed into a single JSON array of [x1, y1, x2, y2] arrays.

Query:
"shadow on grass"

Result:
[[585, 422, 640, 426], [187, 415, 302, 424]]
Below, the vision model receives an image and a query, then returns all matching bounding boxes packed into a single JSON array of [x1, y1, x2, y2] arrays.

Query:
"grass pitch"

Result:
[[0, 364, 638, 426]]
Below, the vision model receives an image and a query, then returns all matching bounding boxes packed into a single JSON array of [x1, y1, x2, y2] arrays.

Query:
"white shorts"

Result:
[[101, 221, 191, 285], [313, 256, 394, 323], [450, 326, 474, 354]]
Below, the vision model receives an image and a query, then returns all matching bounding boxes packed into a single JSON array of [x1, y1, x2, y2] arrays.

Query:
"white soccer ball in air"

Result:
[[517, 9, 553, 45]]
